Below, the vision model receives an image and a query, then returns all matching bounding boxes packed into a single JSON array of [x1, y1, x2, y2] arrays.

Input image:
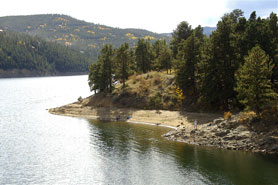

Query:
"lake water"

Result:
[[0, 75, 277, 185]]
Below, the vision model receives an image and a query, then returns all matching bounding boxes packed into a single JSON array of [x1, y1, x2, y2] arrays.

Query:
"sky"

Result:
[[0, 0, 277, 33]]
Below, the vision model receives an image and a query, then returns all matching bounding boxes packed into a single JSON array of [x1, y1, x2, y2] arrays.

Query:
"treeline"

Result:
[[0, 30, 93, 73], [88, 10, 278, 113]]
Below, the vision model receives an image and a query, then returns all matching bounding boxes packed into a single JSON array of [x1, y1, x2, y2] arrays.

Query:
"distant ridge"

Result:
[[0, 14, 171, 60], [203, 26, 216, 36], [157, 27, 216, 39]]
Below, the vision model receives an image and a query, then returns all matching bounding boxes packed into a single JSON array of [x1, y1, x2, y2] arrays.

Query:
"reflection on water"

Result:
[[88, 120, 278, 185], [0, 76, 277, 185]]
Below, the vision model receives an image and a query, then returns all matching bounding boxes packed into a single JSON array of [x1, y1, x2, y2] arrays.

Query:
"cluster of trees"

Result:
[[0, 31, 92, 73], [88, 38, 171, 92], [89, 10, 278, 112], [172, 10, 277, 112]]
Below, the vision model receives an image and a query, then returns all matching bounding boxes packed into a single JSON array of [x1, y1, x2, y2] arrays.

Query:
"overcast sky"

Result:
[[0, 0, 277, 33]]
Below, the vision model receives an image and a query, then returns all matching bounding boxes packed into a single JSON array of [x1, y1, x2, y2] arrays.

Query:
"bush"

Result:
[[78, 96, 83, 103], [224, 111, 233, 119], [238, 111, 257, 124]]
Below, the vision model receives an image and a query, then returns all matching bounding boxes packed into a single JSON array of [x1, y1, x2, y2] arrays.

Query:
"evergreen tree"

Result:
[[170, 21, 193, 59], [88, 44, 114, 93], [88, 63, 101, 93], [135, 39, 153, 73], [100, 44, 114, 92], [152, 40, 172, 73], [115, 43, 133, 88], [198, 10, 242, 109], [176, 28, 203, 97], [235, 46, 277, 113]]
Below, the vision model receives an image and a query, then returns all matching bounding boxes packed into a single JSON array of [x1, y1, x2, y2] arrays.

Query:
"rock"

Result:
[[163, 131, 176, 137], [225, 121, 237, 129], [182, 135, 188, 140], [213, 118, 224, 125], [190, 130, 196, 135], [266, 136, 276, 145], [271, 145, 278, 152], [235, 125, 247, 132], [215, 130, 229, 137], [199, 131, 205, 136], [223, 135, 235, 141]]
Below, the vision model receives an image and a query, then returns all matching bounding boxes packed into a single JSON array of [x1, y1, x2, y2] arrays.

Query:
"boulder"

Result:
[[190, 130, 196, 135], [215, 130, 229, 137], [266, 136, 276, 145], [271, 145, 278, 152], [213, 118, 224, 125]]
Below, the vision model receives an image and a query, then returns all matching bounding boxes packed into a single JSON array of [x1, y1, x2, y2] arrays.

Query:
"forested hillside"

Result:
[[0, 30, 92, 77], [88, 10, 278, 115], [0, 14, 170, 60]]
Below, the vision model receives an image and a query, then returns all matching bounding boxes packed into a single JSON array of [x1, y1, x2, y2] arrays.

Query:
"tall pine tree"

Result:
[[235, 46, 277, 113]]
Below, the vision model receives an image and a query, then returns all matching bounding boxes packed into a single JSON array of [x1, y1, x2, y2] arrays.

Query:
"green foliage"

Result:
[[0, 31, 92, 73], [152, 40, 172, 73], [135, 39, 154, 73], [89, 10, 277, 115], [235, 46, 278, 112], [170, 21, 193, 59], [114, 43, 134, 88], [175, 27, 204, 97], [88, 44, 115, 93], [197, 10, 244, 109]]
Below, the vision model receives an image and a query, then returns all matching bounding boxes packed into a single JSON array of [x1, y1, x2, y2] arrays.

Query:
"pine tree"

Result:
[[175, 31, 202, 97], [170, 21, 193, 59], [135, 39, 153, 73], [152, 40, 171, 73], [88, 44, 114, 93], [115, 43, 132, 88], [235, 46, 277, 113]]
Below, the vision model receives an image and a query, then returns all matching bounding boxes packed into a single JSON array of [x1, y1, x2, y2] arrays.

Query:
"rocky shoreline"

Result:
[[164, 116, 278, 154]]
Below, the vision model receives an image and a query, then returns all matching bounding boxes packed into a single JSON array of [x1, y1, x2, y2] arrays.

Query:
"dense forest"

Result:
[[88, 10, 278, 115], [0, 30, 92, 75], [0, 14, 171, 60]]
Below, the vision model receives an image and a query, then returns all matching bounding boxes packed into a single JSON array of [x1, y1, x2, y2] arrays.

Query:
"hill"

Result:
[[160, 27, 216, 38], [87, 71, 178, 110], [0, 30, 93, 77], [203, 26, 216, 36], [0, 14, 171, 60]]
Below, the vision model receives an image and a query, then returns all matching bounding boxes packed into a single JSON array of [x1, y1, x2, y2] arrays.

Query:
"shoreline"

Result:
[[49, 98, 278, 155], [0, 69, 88, 78]]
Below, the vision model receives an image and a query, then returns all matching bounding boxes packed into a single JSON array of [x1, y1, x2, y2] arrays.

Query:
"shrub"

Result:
[[224, 111, 233, 119], [78, 96, 83, 103], [238, 111, 257, 124]]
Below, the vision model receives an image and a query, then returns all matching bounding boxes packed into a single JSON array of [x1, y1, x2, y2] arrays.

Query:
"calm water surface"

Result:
[[0, 75, 277, 185]]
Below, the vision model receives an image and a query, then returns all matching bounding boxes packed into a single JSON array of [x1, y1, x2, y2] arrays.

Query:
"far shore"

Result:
[[0, 69, 88, 78]]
